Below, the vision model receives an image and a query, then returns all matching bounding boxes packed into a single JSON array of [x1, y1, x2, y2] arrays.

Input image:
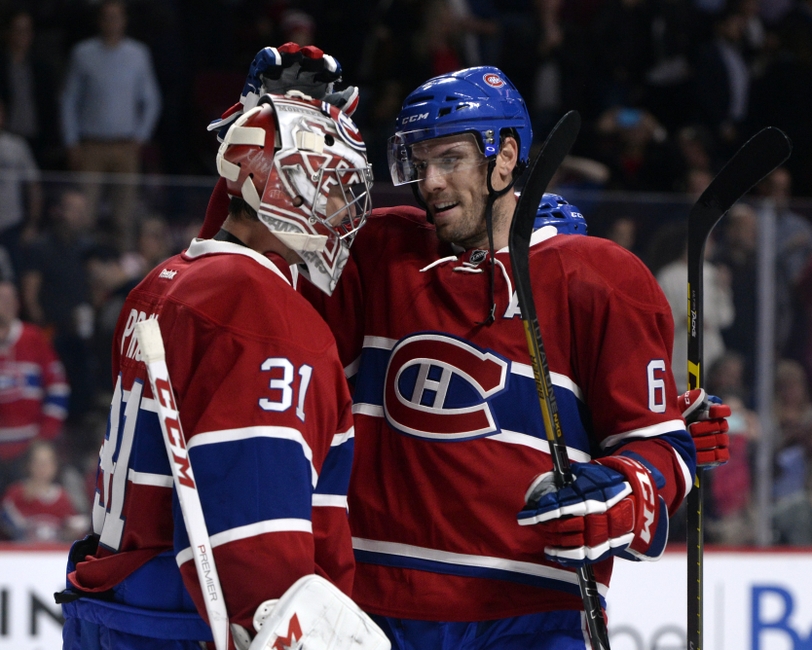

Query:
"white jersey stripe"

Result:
[[128, 469, 173, 488], [353, 403, 384, 418], [351, 537, 609, 597], [313, 494, 348, 509], [489, 430, 592, 463], [601, 418, 687, 449], [362, 335, 398, 350], [176, 518, 313, 566], [332, 427, 355, 447], [510, 361, 585, 402]]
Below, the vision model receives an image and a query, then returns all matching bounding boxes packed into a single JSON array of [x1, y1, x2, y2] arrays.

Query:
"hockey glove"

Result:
[[517, 455, 668, 566], [679, 388, 731, 467], [207, 42, 359, 140]]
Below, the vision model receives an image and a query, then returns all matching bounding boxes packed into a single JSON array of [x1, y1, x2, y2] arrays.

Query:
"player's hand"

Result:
[[679, 388, 731, 467], [208, 42, 359, 140], [517, 456, 667, 566]]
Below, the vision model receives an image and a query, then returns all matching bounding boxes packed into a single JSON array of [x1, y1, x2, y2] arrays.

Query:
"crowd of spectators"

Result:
[[1, 0, 812, 546]]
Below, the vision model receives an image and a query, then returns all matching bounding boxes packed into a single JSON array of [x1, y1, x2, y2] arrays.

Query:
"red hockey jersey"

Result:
[[305, 206, 695, 622], [71, 239, 356, 633], [0, 320, 69, 460]]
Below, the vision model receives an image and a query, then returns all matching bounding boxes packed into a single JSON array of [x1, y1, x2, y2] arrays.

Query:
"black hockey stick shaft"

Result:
[[509, 110, 610, 650], [686, 126, 791, 650]]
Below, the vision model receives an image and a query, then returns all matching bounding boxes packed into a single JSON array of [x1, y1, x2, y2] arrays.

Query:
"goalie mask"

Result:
[[216, 93, 373, 294]]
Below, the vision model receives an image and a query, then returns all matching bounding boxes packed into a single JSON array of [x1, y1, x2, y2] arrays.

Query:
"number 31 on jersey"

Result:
[[260, 358, 313, 422]]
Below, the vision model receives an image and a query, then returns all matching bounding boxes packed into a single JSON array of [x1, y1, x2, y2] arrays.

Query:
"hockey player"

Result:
[[58, 92, 374, 649], [200, 53, 731, 648], [301, 67, 728, 649]]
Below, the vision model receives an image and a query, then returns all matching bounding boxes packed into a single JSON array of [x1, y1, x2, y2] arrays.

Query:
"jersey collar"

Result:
[[183, 238, 292, 287]]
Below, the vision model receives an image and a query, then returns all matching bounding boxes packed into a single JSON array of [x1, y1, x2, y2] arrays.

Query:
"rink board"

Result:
[[0, 546, 810, 649]]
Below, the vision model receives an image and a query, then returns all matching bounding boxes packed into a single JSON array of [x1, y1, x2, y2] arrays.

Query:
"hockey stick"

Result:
[[135, 318, 232, 650], [685, 126, 791, 650], [509, 110, 610, 650]]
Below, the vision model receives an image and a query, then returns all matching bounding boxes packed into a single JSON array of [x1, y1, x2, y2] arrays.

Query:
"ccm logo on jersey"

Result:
[[383, 332, 509, 441]]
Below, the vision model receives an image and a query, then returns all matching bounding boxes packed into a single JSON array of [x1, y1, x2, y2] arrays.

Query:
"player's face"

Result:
[[413, 134, 491, 249]]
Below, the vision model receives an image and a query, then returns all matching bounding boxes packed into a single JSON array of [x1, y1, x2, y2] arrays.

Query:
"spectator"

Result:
[[604, 216, 638, 253], [0, 98, 42, 275], [0, 280, 69, 496], [655, 221, 735, 391], [591, 105, 679, 192], [706, 350, 750, 404], [706, 389, 760, 544], [1, 439, 87, 543], [713, 201, 791, 394], [120, 214, 173, 281], [84, 244, 138, 399], [754, 167, 812, 363], [279, 8, 316, 46], [60, 0, 161, 252], [0, 10, 61, 169], [772, 358, 812, 544], [690, 5, 751, 152], [19, 188, 95, 423]]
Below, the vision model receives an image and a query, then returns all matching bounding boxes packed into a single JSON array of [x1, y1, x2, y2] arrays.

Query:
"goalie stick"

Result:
[[508, 110, 611, 650], [135, 318, 232, 650], [686, 126, 791, 650]]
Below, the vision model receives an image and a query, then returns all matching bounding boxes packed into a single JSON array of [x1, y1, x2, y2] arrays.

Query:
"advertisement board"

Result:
[[1, 546, 811, 649]]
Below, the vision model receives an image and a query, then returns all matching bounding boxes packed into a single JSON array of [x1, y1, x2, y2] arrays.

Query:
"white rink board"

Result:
[[1, 548, 812, 649], [0, 548, 68, 650], [608, 550, 812, 650]]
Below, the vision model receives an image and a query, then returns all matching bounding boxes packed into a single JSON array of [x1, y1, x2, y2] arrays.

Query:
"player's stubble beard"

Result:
[[434, 169, 506, 251]]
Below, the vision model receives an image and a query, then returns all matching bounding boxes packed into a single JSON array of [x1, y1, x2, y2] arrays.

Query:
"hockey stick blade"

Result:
[[686, 126, 791, 650], [509, 110, 611, 650], [135, 318, 232, 650], [687, 126, 792, 388]]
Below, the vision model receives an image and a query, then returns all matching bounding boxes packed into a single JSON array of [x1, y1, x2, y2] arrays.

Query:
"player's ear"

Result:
[[494, 135, 519, 187]]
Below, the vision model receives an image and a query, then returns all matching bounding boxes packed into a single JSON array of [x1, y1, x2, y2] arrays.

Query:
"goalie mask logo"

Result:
[[383, 333, 509, 441]]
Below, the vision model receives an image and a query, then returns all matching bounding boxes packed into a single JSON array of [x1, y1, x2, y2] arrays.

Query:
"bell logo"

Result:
[[272, 613, 303, 650]]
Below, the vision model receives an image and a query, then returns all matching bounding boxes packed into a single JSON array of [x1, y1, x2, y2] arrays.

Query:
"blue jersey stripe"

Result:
[[315, 437, 354, 497], [185, 437, 313, 536], [352, 346, 593, 455]]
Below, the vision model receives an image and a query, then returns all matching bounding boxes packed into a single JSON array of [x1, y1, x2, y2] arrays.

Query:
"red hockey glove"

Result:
[[517, 455, 668, 566], [679, 388, 731, 467], [207, 43, 359, 140]]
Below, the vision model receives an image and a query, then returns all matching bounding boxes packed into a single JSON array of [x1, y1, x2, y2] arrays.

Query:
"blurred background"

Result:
[[1, 0, 812, 556]]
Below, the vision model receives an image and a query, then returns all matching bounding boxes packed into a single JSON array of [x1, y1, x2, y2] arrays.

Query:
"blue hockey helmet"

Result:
[[533, 193, 587, 235], [387, 66, 532, 186]]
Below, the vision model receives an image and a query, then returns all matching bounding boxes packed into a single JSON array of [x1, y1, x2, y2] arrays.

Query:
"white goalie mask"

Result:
[[216, 92, 373, 294]]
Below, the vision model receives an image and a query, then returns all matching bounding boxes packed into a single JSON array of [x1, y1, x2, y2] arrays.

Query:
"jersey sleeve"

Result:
[[551, 240, 696, 513], [157, 284, 355, 631]]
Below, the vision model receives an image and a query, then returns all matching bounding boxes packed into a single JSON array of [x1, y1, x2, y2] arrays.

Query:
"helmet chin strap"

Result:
[[413, 155, 520, 325], [478, 157, 518, 325]]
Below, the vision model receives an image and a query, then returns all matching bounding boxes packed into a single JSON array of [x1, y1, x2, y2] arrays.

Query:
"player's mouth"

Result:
[[432, 201, 459, 218]]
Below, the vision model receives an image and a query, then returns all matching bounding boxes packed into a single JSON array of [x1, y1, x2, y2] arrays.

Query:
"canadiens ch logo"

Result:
[[483, 73, 504, 88], [383, 332, 509, 441]]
